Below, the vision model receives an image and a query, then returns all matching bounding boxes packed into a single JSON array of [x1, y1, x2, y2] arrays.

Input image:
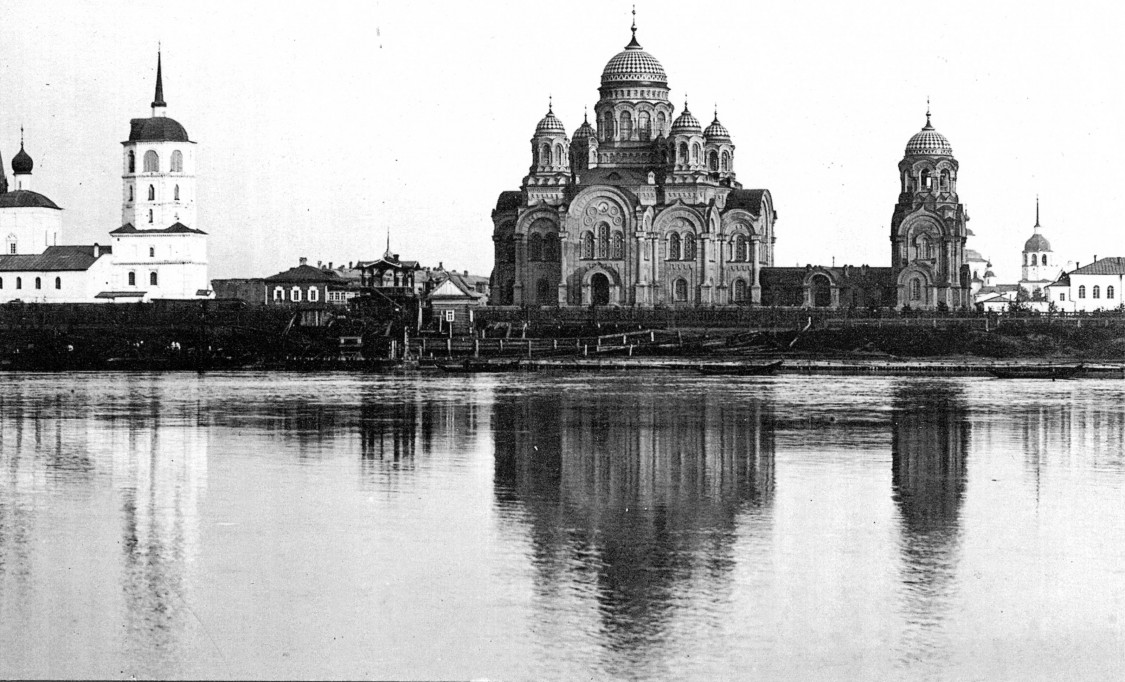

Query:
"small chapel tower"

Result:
[[121, 50, 197, 230]]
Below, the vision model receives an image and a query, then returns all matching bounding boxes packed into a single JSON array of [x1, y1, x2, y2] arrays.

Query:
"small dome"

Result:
[[128, 116, 190, 143], [601, 30, 667, 87], [1024, 233, 1051, 253], [535, 107, 566, 135], [11, 145, 33, 174], [704, 113, 730, 140], [572, 115, 597, 141], [905, 114, 953, 156], [671, 105, 701, 134], [0, 189, 59, 209], [984, 268, 996, 278]]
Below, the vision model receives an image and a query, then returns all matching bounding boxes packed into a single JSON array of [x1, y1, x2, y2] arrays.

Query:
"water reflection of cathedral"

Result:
[[491, 383, 775, 656]]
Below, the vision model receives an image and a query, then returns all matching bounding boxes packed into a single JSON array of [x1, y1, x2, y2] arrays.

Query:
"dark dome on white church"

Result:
[[704, 111, 730, 140], [905, 112, 953, 156], [128, 117, 190, 142], [0, 190, 60, 209], [11, 145, 33, 174], [1024, 233, 1051, 252], [572, 113, 596, 140], [535, 106, 566, 135]]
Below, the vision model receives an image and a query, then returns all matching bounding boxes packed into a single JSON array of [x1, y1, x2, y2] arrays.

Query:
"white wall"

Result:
[[0, 207, 62, 255], [0, 256, 115, 303], [110, 233, 209, 299], [121, 141, 197, 229]]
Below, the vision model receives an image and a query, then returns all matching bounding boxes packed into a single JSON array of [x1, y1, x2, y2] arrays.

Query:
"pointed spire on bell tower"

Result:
[[1034, 195, 1041, 229], [152, 45, 167, 116], [384, 228, 393, 259], [923, 97, 933, 130]]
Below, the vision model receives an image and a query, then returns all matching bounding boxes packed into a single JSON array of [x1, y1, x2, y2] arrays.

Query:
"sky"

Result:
[[1, 0, 1123, 282]]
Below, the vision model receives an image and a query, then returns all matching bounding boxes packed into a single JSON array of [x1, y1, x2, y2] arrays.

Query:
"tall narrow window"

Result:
[[668, 233, 681, 260], [554, 144, 564, 167], [1108, 286, 1116, 299], [733, 279, 747, 302], [1093, 286, 1100, 299], [171, 150, 183, 172], [1, 277, 4, 289], [291, 286, 302, 302], [678, 142, 688, 164], [721, 151, 730, 172], [683, 233, 696, 261], [55, 277, 61, 290], [8, 243, 15, 254], [612, 232, 624, 260], [174, 185, 180, 201], [143, 150, 159, 172], [656, 112, 667, 136], [148, 209, 153, 223], [620, 111, 633, 140], [128, 185, 134, 202], [1031, 254, 1038, 266], [528, 234, 543, 262], [539, 144, 550, 166], [1042, 255, 1047, 266], [708, 151, 719, 172], [582, 232, 594, 259], [16, 277, 22, 290], [308, 287, 319, 302], [673, 278, 688, 302], [911, 278, 922, 301], [692, 143, 701, 165], [148, 185, 155, 201], [639, 112, 651, 140], [545, 234, 559, 262], [1079, 285, 1086, 298], [273, 286, 284, 301], [150, 272, 158, 286], [735, 235, 748, 262], [128, 271, 136, 286], [597, 223, 610, 259], [149, 247, 155, 258], [128, 151, 136, 173], [34, 277, 41, 290]]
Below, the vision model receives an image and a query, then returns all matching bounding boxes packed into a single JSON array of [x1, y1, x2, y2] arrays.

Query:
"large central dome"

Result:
[[905, 113, 952, 156], [601, 33, 667, 87]]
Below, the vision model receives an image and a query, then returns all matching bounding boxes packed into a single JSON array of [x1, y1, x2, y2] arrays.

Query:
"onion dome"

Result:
[[601, 20, 667, 87], [905, 109, 953, 156], [535, 101, 566, 135], [572, 110, 597, 141], [984, 262, 996, 279], [671, 101, 701, 134], [704, 108, 730, 140], [11, 143, 33, 175]]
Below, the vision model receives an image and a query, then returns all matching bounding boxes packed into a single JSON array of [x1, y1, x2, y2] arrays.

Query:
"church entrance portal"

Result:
[[811, 275, 832, 307], [591, 273, 610, 306]]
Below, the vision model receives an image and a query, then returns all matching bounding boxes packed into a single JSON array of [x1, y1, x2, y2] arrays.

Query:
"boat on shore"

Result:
[[438, 359, 524, 373], [988, 364, 1083, 380], [698, 360, 783, 376]]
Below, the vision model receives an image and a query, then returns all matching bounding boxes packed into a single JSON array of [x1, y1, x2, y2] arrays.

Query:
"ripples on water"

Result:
[[0, 371, 1123, 679]]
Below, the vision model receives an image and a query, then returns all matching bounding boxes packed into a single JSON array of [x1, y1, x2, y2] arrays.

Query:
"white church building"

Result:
[[0, 53, 209, 303]]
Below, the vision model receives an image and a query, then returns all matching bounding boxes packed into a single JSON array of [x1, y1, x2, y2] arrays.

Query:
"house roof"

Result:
[[1071, 257, 1125, 276], [0, 245, 110, 272], [0, 189, 61, 210], [110, 222, 207, 235], [1049, 273, 1071, 287], [265, 264, 343, 283]]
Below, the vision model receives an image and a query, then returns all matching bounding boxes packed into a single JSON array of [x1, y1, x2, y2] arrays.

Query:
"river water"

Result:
[[0, 372, 1123, 680]]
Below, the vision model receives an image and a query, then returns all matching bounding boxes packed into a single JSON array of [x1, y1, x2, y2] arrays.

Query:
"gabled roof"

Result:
[[1071, 257, 1125, 276], [1048, 273, 1071, 287], [0, 245, 111, 272], [110, 222, 207, 235], [0, 189, 61, 210], [264, 264, 343, 283]]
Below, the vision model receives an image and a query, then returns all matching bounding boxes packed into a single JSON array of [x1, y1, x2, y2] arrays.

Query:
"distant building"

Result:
[[263, 259, 345, 306], [1046, 257, 1124, 312], [0, 52, 210, 303], [1017, 199, 1059, 300]]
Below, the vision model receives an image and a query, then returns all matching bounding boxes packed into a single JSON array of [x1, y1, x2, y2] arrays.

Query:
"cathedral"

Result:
[[491, 20, 974, 310], [490, 18, 777, 307], [0, 52, 208, 303]]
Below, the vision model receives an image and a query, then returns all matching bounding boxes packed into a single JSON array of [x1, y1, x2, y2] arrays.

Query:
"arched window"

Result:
[[308, 287, 319, 302], [612, 231, 624, 260], [582, 231, 594, 259], [673, 278, 688, 302], [620, 111, 633, 140], [708, 151, 718, 172], [940, 170, 950, 191], [528, 234, 543, 262], [691, 143, 701, 164], [1042, 255, 1047, 266], [55, 277, 61, 290], [668, 233, 681, 260], [678, 142, 688, 164], [544, 234, 559, 262], [291, 286, 302, 302], [721, 150, 731, 172], [554, 144, 564, 167], [171, 150, 183, 172], [602, 113, 615, 140], [150, 272, 158, 286], [148, 209, 153, 223], [683, 233, 696, 261], [128, 271, 136, 286], [638, 112, 651, 140], [1079, 285, 1086, 298], [174, 185, 180, 201], [536, 278, 551, 304], [921, 169, 931, 190], [1093, 285, 1100, 299], [733, 279, 747, 302], [149, 247, 155, 258], [127, 151, 136, 173], [1108, 286, 1115, 299], [148, 185, 155, 201], [735, 235, 748, 262], [910, 278, 922, 301], [34, 277, 41, 290], [128, 185, 134, 202], [597, 223, 610, 259], [16, 277, 22, 290], [143, 150, 159, 173], [1031, 254, 1038, 266], [539, 144, 550, 166]]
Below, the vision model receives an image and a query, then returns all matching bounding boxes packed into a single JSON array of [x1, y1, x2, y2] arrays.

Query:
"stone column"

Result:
[[557, 231, 570, 305], [512, 234, 527, 305], [750, 239, 762, 304]]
